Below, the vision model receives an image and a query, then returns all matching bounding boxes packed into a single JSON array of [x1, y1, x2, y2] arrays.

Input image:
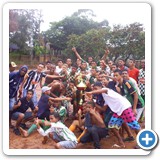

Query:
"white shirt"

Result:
[[102, 88, 132, 116]]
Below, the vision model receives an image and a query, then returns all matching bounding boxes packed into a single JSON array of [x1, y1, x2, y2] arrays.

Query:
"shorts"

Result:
[[53, 132, 77, 149], [108, 108, 141, 130], [12, 111, 32, 120]]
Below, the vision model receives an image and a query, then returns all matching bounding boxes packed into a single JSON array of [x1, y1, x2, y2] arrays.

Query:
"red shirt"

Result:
[[128, 68, 139, 82]]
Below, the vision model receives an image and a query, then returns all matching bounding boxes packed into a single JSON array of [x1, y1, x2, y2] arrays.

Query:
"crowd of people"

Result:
[[9, 48, 145, 149]]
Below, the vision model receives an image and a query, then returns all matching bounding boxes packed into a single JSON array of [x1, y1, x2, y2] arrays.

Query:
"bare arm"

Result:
[[48, 97, 72, 101], [101, 49, 109, 61], [86, 88, 108, 95], [72, 47, 82, 60], [95, 103, 108, 112]]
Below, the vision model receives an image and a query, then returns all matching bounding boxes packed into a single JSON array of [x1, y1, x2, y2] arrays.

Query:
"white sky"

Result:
[[40, 3, 150, 31]]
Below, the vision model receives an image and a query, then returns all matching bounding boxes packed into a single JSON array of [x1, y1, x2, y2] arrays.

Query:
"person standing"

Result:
[[9, 65, 28, 128]]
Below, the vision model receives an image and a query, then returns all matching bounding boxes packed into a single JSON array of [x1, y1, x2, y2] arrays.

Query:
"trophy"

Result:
[[76, 74, 86, 110]]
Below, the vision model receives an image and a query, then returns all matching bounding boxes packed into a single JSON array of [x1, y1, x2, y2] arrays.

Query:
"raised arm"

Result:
[[72, 47, 82, 60], [101, 48, 110, 61]]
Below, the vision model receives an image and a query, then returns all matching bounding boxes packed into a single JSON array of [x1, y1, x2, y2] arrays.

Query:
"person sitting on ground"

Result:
[[11, 89, 37, 135], [78, 101, 108, 149], [36, 112, 78, 149]]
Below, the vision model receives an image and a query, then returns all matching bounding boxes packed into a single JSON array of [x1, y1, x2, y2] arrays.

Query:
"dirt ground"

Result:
[[9, 84, 145, 150]]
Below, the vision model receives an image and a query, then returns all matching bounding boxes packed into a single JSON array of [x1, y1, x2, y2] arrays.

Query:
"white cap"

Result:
[[10, 62, 17, 67], [42, 86, 51, 93]]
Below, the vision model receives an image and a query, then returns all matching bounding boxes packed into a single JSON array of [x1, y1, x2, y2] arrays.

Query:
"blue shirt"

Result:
[[37, 94, 50, 120], [9, 65, 28, 98]]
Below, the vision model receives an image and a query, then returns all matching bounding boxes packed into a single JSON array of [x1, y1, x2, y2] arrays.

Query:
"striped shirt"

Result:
[[24, 70, 46, 90]]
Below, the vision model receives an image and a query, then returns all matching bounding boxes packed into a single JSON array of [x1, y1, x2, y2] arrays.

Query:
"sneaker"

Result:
[[123, 136, 135, 142], [13, 128, 21, 135]]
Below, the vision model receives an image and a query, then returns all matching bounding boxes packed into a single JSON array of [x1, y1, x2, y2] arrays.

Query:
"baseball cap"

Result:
[[42, 86, 52, 93], [10, 62, 17, 67]]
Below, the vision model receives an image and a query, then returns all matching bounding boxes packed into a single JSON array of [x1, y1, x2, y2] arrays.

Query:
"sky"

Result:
[[40, 3, 150, 31]]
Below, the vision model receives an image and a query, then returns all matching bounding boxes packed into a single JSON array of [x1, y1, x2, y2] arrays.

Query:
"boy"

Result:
[[36, 112, 77, 149], [86, 82, 141, 148], [11, 89, 36, 135]]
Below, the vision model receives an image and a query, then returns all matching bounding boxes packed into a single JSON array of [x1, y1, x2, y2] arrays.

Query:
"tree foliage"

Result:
[[9, 9, 43, 54]]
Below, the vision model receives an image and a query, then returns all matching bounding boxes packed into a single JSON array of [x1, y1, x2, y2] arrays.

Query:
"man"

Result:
[[78, 101, 108, 149], [9, 65, 28, 128], [20, 63, 46, 107], [11, 89, 37, 135], [128, 58, 140, 83], [117, 58, 128, 71]]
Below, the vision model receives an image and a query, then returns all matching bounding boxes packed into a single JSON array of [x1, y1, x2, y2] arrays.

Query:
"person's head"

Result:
[[19, 65, 28, 76], [9, 62, 17, 72], [49, 112, 60, 123], [93, 81, 103, 90], [128, 58, 135, 68], [49, 64, 56, 73], [68, 80, 75, 89], [57, 59, 63, 67], [117, 58, 125, 67], [96, 71, 106, 82], [37, 63, 45, 73], [80, 62, 87, 71], [49, 105, 54, 113], [53, 101, 60, 108], [113, 69, 122, 82], [101, 77, 109, 87], [26, 89, 34, 100], [76, 58, 82, 67], [90, 68, 97, 76], [85, 101, 95, 113], [88, 56, 93, 64], [121, 69, 129, 80], [42, 86, 51, 95], [108, 60, 113, 68], [141, 59, 145, 69], [66, 58, 72, 67], [111, 63, 117, 72], [46, 61, 52, 70], [91, 61, 97, 68], [71, 64, 78, 74]]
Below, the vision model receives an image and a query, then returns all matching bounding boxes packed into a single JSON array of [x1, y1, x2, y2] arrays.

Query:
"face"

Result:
[[108, 60, 113, 67], [53, 101, 60, 108], [91, 61, 97, 67], [85, 104, 92, 112], [20, 68, 27, 76], [49, 106, 54, 113], [128, 60, 134, 67], [57, 61, 63, 67], [66, 59, 72, 66], [111, 65, 117, 71], [102, 77, 109, 86], [26, 91, 33, 99], [122, 71, 129, 80], [118, 60, 125, 67], [46, 63, 51, 70], [37, 64, 44, 73], [88, 57, 93, 63], [71, 67, 77, 73], [114, 72, 121, 81], [90, 69, 96, 76], [45, 90, 51, 95], [49, 115, 58, 123]]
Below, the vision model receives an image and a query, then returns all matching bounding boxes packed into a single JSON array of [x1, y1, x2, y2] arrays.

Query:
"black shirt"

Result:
[[13, 97, 35, 113]]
